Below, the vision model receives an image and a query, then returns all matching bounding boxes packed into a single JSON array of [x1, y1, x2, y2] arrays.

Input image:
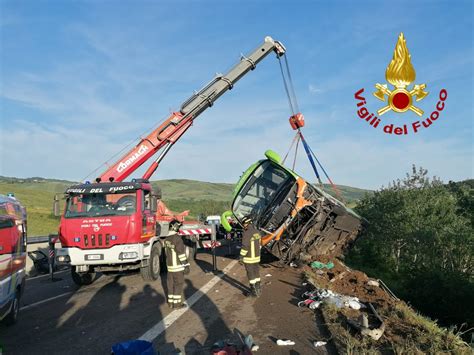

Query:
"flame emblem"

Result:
[[373, 33, 428, 116]]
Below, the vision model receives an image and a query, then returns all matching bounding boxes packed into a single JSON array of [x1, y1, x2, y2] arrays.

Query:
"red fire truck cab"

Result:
[[0, 195, 27, 325], [56, 181, 161, 285]]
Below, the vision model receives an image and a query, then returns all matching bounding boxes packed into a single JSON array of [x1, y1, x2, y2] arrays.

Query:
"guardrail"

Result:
[[27, 235, 58, 244]]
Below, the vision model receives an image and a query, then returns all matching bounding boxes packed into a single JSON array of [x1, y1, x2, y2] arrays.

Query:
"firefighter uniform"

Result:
[[164, 232, 189, 307], [240, 223, 262, 297]]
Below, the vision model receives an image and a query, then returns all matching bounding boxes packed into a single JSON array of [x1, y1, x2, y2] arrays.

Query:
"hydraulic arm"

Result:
[[97, 36, 286, 183]]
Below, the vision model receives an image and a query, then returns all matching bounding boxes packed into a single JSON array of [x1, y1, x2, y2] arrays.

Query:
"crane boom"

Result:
[[97, 36, 286, 183]]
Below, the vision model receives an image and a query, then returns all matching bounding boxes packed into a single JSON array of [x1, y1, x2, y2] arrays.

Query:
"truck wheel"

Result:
[[141, 243, 161, 281], [71, 266, 95, 286], [3, 290, 20, 325]]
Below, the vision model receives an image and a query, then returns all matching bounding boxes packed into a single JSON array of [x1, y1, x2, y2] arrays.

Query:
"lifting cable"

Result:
[[278, 55, 300, 116], [278, 54, 345, 202]]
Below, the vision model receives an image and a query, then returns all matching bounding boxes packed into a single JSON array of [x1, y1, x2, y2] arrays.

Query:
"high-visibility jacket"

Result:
[[240, 224, 262, 264], [164, 232, 188, 272]]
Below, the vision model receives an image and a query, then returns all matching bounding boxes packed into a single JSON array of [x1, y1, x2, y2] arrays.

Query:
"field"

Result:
[[0, 176, 371, 236]]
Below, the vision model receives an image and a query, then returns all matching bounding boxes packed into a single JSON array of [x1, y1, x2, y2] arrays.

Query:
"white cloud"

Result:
[[308, 84, 323, 94]]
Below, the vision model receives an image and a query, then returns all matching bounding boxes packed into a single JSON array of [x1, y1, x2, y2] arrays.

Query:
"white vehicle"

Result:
[[205, 215, 221, 226]]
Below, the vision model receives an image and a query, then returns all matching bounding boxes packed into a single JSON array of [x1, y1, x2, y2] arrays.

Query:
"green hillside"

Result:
[[153, 180, 371, 203], [151, 179, 234, 201], [0, 176, 371, 236], [0, 180, 63, 236]]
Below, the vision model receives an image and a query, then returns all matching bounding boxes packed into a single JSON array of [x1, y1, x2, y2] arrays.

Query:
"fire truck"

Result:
[[55, 36, 286, 285], [0, 195, 27, 325]]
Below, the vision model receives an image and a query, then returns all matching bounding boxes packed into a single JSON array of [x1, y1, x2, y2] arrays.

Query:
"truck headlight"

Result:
[[120, 252, 138, 260], [57, 255, 71, 263]]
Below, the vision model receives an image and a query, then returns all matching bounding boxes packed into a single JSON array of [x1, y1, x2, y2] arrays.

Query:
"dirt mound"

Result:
[[304, 255, 394, 308]]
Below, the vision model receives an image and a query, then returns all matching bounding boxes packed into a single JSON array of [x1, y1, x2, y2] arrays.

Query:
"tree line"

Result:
[[347, 166, 473, 334]]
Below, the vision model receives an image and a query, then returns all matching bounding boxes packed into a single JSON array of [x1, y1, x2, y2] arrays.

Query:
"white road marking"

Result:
[[139, 259, 238, 342], [26, 269, 69, 281], [20, 291, 73, 311]]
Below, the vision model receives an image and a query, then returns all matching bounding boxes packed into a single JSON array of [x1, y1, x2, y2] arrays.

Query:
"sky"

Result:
[[0, 0, 472, 189]]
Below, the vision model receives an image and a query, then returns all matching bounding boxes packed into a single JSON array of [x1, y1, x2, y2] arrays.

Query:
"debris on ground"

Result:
[[276, 339, 295, 346], [211, 333, 257, 354], [313, 341, 327, 347], [310, 260, 334, 270], [346, 303, 385, 340], [298, 288, 364, 310], [301, 256, 470, 353]]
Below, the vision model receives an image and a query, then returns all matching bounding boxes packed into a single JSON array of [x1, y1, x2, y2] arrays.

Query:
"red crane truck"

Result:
[[0, 195, 27, 325], [55, 36, 286, 285]]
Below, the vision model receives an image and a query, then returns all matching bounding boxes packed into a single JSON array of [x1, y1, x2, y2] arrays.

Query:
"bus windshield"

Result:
[[232, 161, 293, 222], [65, 192, 137, 218]]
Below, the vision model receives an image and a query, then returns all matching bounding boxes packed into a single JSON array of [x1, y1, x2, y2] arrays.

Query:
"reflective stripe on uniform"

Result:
[[249, 277, 260, 284], [178, 253, 187, 262], [168, 265, 185, 272], [243, 256, 260, 264], [240, 249, 248, 256]]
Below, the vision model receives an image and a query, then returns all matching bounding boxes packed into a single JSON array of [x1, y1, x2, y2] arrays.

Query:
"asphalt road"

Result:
[[0, 247, 334, 354]]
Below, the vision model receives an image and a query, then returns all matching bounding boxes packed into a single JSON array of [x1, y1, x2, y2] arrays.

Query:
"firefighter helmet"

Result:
[[169, 219, 182, 232]]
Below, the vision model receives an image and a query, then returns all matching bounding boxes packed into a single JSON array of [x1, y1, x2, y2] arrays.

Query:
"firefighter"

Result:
[[164, 220, 190, 308], [239, 216, 262, 297]]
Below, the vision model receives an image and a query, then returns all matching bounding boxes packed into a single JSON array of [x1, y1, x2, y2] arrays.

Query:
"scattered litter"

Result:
[[215, 290, 219, 293], [347, 303, 385, 341], [313, 341, 327, 347], [244, 334, 258, 352], [276, 339, 295, 346], [302, 282, 308, 286], [265, 273, 272, 277], [289, 262, 298, 268], [299, 288, 364, 310], [348, 300, 361, 310], [367, 280, 380, 287], [310, 260, 334, 270]]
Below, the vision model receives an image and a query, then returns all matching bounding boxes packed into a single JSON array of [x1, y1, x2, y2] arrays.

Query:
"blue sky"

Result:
[[0, 0, 472, 189]]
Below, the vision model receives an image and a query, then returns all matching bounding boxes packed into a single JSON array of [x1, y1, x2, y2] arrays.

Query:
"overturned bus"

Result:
[[221, 150, 363, 264]]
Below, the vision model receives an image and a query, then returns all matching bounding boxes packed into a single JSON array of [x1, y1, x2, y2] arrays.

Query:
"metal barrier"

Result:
[[27, 235, 54, 244]]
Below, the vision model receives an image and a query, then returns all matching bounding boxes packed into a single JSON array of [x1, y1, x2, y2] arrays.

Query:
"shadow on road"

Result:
[[195, 258, 249, 295], [183, 279, 232, 353], [1, 275, 167, 354]]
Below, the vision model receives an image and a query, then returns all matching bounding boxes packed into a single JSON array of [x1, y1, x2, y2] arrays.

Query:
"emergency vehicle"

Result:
[[0, 194, 27, 325]]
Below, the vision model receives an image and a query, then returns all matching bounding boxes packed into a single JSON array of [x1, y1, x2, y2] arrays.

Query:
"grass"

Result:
[[0, 182, 61, 236]]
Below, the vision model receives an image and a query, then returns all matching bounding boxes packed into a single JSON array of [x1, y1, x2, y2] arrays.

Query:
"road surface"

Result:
[[1, 246, 335, 354]]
